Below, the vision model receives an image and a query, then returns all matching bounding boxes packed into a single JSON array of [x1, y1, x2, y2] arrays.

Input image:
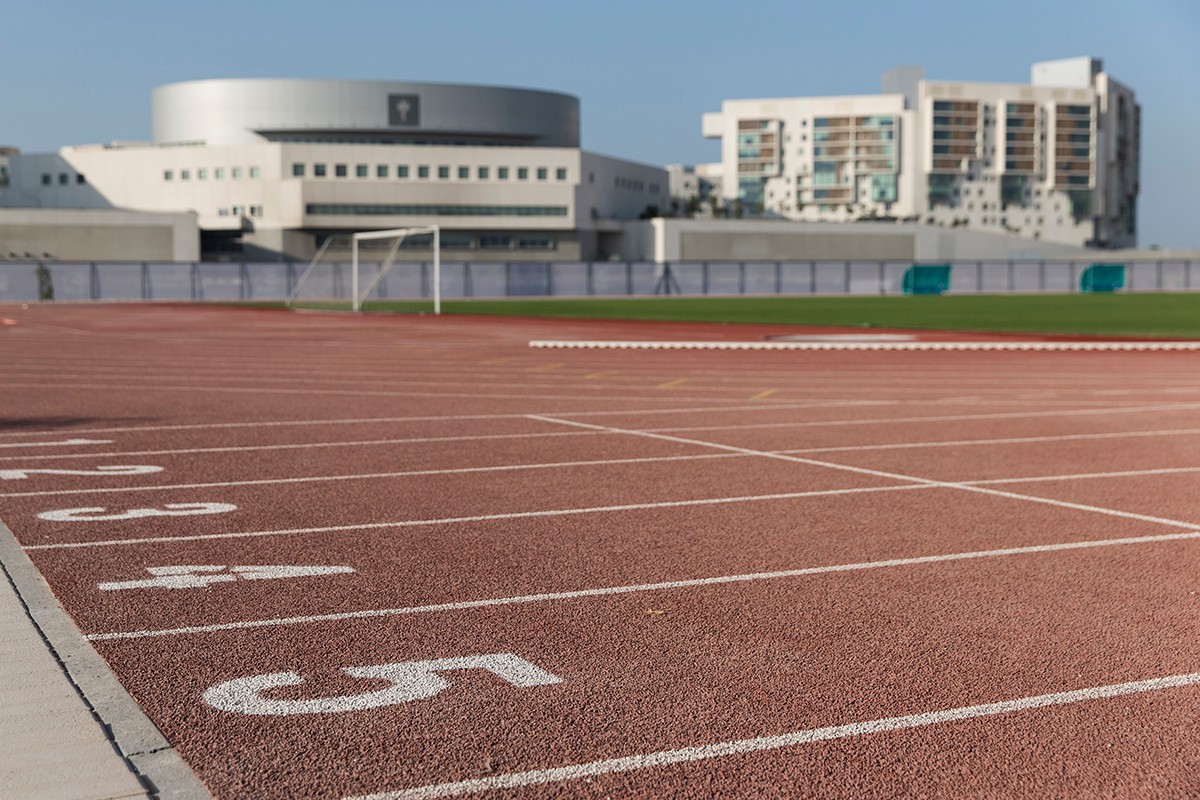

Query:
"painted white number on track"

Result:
[[97, 564, 355, 591], [0, 438, 113, 450], [204, 654, 563, 716], [0, 465, 162, 480], [39, 503, 237, 522]]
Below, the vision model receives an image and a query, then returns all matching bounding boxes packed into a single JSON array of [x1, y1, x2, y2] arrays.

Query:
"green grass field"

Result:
[[280, 293, 1200, 338]]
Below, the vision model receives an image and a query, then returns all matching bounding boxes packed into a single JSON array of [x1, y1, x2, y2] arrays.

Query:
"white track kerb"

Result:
[[529, 340, 1200, 352]]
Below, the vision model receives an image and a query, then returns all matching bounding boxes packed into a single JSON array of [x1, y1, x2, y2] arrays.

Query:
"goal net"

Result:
[[285, 226, 441, 313]]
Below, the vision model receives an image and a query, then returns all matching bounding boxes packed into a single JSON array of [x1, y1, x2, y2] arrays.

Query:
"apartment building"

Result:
[[701, 57, 1140, 248]]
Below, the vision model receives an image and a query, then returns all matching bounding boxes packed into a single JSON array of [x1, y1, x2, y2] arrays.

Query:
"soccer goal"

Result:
[[285, 226, 441, 313]]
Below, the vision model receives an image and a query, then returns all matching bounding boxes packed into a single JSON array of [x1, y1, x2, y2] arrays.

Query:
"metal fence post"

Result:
[[775, 261, 783, 295], [844, 260, 851, 294], [464, 262, 473, 298], [504, 262, 511, 296], [239, 263, 247, 300], [976, 260, 983, 293], [810, 261, 816, 294], [421, 262, 429, 298], [190, 262, 198, 300], [89, 262, 99, 300], [878, 261, 886, 295], [625, 262, 633, 295], [586, 261, 594, 296], [1007, 260, 1014, 293], [141, 262, 150, 300], [1069, 261, 1077, 292], [739, 262, 746, 295], [545, 262, 553, 296], [702, 262, 709, 295], [1157, 260, 1164, 290], [1038, 261, 1045, 292]]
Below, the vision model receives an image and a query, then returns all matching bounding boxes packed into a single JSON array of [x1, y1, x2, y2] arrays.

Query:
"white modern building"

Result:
[[700, 57, 1140, 249], [0, 79, 669, 261]]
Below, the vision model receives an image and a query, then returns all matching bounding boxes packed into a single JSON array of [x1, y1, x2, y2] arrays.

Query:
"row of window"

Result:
[[41, 172, 86, 186], [292, 162, 569, 182], [216, 206, 264, 218], [304, 203, 569, 217], [165, 167, 260, 181]]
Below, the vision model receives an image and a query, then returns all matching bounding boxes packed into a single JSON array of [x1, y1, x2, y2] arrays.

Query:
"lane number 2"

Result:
[[204, 654, 562, 716]]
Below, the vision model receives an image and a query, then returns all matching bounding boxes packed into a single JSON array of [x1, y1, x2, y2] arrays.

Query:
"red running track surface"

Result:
[[2, 303, 1200, 798]]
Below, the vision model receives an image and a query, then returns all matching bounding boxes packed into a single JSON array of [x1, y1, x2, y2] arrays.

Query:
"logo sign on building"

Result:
[[388, 94, 421, 127]]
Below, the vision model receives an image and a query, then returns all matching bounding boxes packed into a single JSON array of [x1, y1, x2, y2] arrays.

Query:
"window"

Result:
[[232, 167, 243, 179], [517, 235, 553, 250], [556, 167, 567, 181], [249, 205, 263, 217], [397, 165, 409, 178], [536, 167, 547, 180], [418, 165, 430, 178], [377, 165, 388, 178], [180, 170, 190, 181], [76, 174, 86, 185], [249, 166, 260, 178], [293, 163, 305, 177], [231, 205, 243, 215], [517, 167, 528, 180], [457, 165, 469, 179], [479, 234, 512, 249], [58, 173, 70, 185], [215, 168, 225, 179], [498, 167, 509, 180], [313, 164, 326, 178], [162, 171, 172, 182], [437, 166, 449, 179], [334, 164, 347, 178], [198, 168, 208, 180], [478, 166, 490, 179], [439, 232, 474, 249], [356, 164, 368, 178]]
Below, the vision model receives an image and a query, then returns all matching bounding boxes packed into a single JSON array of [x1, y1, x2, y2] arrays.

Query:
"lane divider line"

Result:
[[657, 378, 688, 389], [27, 484, 935, 551], [345, 670, 1200, 799], [530, 339, 1200, 352], [5, 398, 1200, 441], [83, 527, 1200, 641], [749, 389, 778, 401]]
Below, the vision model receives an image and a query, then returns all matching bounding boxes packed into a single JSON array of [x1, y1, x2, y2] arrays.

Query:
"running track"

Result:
[[2, 303, 1199, 798]]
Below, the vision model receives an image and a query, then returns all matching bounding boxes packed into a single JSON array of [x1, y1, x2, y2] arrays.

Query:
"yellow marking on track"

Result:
[[749, 389, 778, 401], [657, 378, 689, 389], [585, 370, 617, 379], [527, 363, 564, 372]]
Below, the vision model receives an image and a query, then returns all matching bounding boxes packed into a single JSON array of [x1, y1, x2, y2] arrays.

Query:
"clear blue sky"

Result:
[[2, 0, 1197, 248]]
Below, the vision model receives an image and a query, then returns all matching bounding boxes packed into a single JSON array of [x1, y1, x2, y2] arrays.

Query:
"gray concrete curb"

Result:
[[0, 518, 211, 799]]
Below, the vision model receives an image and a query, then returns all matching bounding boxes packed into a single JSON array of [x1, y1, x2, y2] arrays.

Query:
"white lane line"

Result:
[[24, 484, 935, 551], [0, 453, 747, 498], [0, 380, 762, 407], [0, 399, 893, 440], [646, 400, 1200, 434], [11, 424, 1200, 463], [2, 397, 1196, 450], [780, 426, 1200, 455], [0, 438, 112, 450], [84, 528, 1200, 641], [530, 339, 1200, 351], [528, 416, 1200, 531], [0, 431, 610, 462], [347, 670, 1200, 799]]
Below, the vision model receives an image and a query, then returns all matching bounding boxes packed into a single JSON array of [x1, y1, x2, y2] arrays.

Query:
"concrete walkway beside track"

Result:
[[0, 520, 207, 799]]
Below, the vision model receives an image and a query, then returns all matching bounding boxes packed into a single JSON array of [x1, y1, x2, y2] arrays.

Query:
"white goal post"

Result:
[[285, 226, 441, 313]]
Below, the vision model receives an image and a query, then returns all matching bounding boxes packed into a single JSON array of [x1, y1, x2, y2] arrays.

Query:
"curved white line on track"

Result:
[[346, 670, 1200, 799], [530, 339, 1200, 351]]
